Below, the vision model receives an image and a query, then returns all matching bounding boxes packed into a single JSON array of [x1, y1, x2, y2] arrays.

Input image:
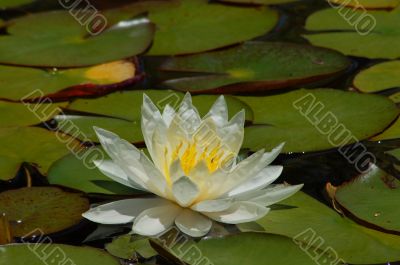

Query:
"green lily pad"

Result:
[[0, 127, 82, 180], [48, 147, 141, 195], [55, 115, 143, 143], [328, 0, 400, 9], [304, 7, 400, 59], [67, 90, 254, 121], [161, 42, 350, 93], [0, 11, 154, 67], [0, 101, 66, 127], [0, 0, 34, 9], [238, 192, 400, 264], [372, 116, 400, 141], [106, 0, 278, 55], [238, 89, 398, 153], [334, 165, 400, 233], [218, 0, 298, 4], [0, 187, 88, 237], [0, 60, 138, 101], [354, 61, 400, 93], [105, 234, 157, 260], [0, 244, 119, 265], [155, 232, 332, 265]]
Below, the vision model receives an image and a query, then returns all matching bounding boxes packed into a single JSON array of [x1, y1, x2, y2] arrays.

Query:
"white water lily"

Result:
[[82, 93, 303, 237]]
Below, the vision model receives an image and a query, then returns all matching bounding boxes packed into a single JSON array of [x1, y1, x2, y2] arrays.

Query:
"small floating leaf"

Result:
[[161, 42, 350, 93], [105, 234, 157, 260], [0, 187, 89, 237], [354, 61, 400, 93]]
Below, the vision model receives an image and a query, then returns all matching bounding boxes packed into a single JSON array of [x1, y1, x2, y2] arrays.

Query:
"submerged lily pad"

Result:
[[0, 127, 82, 180], [304, 7, 400, 59], [354, 61, 400, 93], [239, 192, 400, 264], [0, 187, 89, 237], [67, 90, 254, 122], [0, 11, 154, 67], [0, 101, 65, 127], [0, 60, 138, 101], [48, 147, 141, 195], [161, 42, 350, 93], [54, 115, 143, 143], [238, 89, 398, 153], [328, 0, 400, 9], [106, 0, 278, 55], [0, 244, 119, 265], [334, 165, 400, 233]]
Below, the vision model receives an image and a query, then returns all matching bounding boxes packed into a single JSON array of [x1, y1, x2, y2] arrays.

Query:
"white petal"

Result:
[[169, 159, 185, 183], [141, 94, 163, 151], [218, 109, 245, 156], [82, 198, 168, 225], [162, 104, 176, 127], [248, 184, 304, 206], [191, 198, 233, 212], [93, 160, 147, 191], [132, 203, 182, 236], [226, 166, 283, 197], [175, 209, 212, 237], [176, 93, 201, 135], [204, 95, 228, 126], [172, 176, 200, 207], [204, 202, 269, 224]]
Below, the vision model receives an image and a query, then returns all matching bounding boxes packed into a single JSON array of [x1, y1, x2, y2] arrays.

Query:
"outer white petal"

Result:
[[191, 198, 233, 212], [175, 209, 212, 237], [82, 198, 168, 225], [247, 184, 304, 206], [226, 166, 283, 197], [93, 160, 147, 191], [162, 104, 176, 127], [132, 203, 182, 236], [175, 93, 201, 135], [218, 109, 245, 156], [141, 94, 163, 149], [204, 202, 270, 224], [204, 95, 228, 126], [172, 176, 200, 207]]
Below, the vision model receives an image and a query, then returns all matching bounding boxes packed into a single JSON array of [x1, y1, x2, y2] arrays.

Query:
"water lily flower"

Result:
[[83, 93, 303, 237]]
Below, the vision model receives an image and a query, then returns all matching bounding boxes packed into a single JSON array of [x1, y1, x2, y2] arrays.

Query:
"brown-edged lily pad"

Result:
[[0, 187, 89, 237], [0, 60, 139, 101], [328, 0, 400, 9], [161, 42, 350, 93], [334, 165, 400, 234]]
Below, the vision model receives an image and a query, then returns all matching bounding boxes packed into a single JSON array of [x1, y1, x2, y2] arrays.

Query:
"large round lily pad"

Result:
[[0, 11, 154, 67], [334, 165, 400, 233], [55, 115, 143, 143], [106, 0, 278, 55], [0, 60, 138, 101], [48, 147, 142, 195], [0, 101, 66, 127], [354, 61, 400, 93], [67, 90, 254, 121], [0, 187, 88, 237], [0, 244, 119, 265], [161, 42, 350, 93], [0, 127, 82, 180], [158, 232, 330, 265], [372, 116, 400, 141], [304, 7, 400, 59], [238, 89, 398, 153], [238, 192, 400, 264], [328, 0, 400, 9]]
